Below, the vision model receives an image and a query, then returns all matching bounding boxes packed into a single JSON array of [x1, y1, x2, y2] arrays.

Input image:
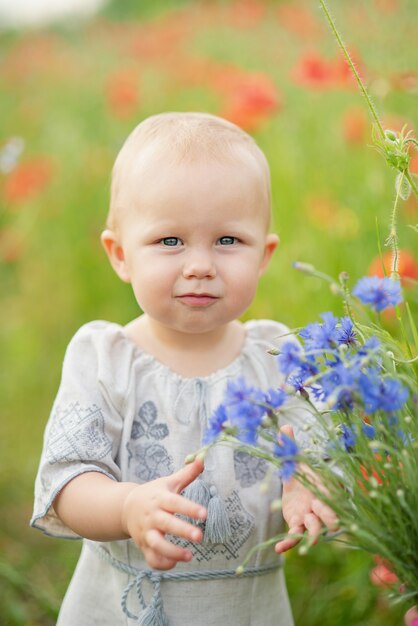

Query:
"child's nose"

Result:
[[182, 248, 216, 279]]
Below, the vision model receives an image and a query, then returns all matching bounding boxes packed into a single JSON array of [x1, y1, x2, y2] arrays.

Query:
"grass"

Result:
[[0, 0, 416, 623]]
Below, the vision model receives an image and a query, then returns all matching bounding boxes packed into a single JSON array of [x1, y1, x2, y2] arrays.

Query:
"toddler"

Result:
[[31, 112, 335, 626]]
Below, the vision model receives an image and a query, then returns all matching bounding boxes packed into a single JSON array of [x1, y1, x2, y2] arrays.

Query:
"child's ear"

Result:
[[100, 229, 131, 283], [259, 233, 279, 276]]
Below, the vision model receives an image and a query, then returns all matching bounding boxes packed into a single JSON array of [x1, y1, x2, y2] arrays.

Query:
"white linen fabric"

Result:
[[31, 319, 313, 626]]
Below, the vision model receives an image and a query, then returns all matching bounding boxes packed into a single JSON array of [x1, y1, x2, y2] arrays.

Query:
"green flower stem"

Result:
[[319, 0, 385, 139], [387, 171, 404, 278]]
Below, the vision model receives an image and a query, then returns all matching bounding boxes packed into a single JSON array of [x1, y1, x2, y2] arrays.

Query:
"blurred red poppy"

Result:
[[3, 158, 53, 205], [368, 250, 418, 286], [370, 555, 398, 587], [292, 50, 361, 90], [359, 456, 385, 487], [218, 72, 281, 131], [105, 68, 139, 119]]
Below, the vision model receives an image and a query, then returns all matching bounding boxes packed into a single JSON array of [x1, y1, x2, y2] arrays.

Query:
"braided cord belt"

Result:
[[89, 542, 282, 624]]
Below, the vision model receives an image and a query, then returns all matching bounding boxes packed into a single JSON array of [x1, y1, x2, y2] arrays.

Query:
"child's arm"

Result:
[[54, 458, 207, 571], [274, 425, 338, 554]]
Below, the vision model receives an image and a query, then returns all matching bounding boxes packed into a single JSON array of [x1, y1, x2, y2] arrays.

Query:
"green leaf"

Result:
[[395, 172, 411, 201]]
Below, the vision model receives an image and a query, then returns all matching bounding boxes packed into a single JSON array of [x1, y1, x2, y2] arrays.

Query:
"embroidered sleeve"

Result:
[[30, 322, 128, 538]]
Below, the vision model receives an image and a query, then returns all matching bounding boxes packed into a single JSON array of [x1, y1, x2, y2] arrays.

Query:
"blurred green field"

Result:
[[0, 0, 417, 624]]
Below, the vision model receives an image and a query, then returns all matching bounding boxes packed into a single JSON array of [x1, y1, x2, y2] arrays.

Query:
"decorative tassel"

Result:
[[183, 477, 212, 523], [137, 576, 169, 626], [203, 485, 231, 544], [137, 605, 169, 626]]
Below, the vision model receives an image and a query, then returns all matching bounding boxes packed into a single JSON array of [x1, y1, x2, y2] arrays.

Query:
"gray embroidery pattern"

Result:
[[127, 401, 173, 481], [46, 403, 112, 463], [131, 401, 169, 440], [234, 450, 268, 488], [170, 490, 255, 562]]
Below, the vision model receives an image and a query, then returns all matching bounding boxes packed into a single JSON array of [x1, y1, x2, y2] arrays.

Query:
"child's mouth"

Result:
[[177, 293, 219, 307]]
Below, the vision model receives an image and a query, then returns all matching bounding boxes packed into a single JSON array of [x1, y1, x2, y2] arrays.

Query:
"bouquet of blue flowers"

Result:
[[198, 270, 417, 602], [191, 0, 418, 606]]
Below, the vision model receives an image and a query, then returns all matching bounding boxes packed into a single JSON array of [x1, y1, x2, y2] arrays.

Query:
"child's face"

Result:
[[103, 157, 278, 336]]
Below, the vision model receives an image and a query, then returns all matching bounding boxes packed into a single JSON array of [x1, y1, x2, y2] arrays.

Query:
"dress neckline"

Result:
[[112, 320, 258, 384]]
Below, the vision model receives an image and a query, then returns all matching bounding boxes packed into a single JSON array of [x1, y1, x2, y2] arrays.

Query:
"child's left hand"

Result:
[[274, 425, 338, 554]]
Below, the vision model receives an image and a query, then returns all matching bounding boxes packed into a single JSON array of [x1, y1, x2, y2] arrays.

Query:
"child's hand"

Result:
[[121, 458, 207, 570], [275, 425, 338, 555]]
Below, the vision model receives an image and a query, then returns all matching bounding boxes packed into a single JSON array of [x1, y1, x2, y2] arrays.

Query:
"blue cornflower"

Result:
[[265, 388, 287, 410], [276, 342, 302, 376], [223, 377, 267, 444], [362, 423, 375, 439], [299, 312, 340, 352], [321, 362, 358, 410], [352, 276, 403, 312], [339, 424, 356, 451], [336, 316, 357, 347], [356, 337, 381, 361], [287, 373, 306, 393], [203, 404, 227, 444], [274, 433, 299, 481], [359, 374, 409, 414]]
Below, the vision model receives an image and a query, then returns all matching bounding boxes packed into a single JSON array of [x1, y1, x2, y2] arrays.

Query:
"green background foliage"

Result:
[[0, 0, 416, 623]]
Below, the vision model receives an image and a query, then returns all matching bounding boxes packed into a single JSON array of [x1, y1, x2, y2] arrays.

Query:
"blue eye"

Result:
[[218, 236, 236, 245], [161, 237, 181, 247]]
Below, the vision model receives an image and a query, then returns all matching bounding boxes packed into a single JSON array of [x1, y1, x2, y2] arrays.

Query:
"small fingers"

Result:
[[303, 512, 322, 540], [311, 498, 339, 530], [146, 529, 193, 565], [274, 525, 304, 554], [168, 458, 205, 494], [162, 491, 207, 522], [154, 510, 203, 543]]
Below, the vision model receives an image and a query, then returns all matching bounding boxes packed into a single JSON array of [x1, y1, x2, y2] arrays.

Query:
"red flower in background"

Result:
[[217, 72, 281, 131], [105, 68, 140, 119], [292, 50, 361, 90], [370, 555, 399, 587], [359, 455, 385, 488], [368, 250, 418, 287], [3, 157, 53, 205]]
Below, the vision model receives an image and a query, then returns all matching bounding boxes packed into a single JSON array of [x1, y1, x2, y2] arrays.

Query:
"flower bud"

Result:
[[384, 129, 397, 143], [293, 261, 315, 275], [339, 271, 350, 284]]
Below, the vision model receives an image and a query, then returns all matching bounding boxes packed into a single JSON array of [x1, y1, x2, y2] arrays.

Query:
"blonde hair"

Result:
[[108, 112, 271, 230]]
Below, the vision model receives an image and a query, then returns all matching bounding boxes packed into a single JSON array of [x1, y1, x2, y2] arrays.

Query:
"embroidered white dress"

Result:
[[31, 319, 314, 626]]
